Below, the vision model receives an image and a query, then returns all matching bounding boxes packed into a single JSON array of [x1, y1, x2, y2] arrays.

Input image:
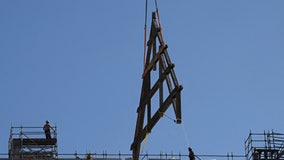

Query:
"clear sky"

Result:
[[1, 1, 284, 159]]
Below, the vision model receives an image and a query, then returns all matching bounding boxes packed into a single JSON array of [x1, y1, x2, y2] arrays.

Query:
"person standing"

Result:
[[43, 120, 51, 139], [188, 147, 195, 160]]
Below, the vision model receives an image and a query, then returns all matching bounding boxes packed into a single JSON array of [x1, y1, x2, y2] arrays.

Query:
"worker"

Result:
[[188, 147, 195, 160], [86, 153, 92, 160], [43, 120, 51, 139], [253, 148, 260, 160]]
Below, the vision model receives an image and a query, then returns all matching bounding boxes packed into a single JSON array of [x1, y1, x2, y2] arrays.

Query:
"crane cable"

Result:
[[143, 0, 164, 69], [141, 0, 170, 152], [143, 0, 148, 70], [154, 0, 165, 44]]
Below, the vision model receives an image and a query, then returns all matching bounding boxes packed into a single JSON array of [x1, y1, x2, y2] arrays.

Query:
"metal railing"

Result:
[[245, 131, 284, 160], [8, 126, 58, 160], [0, 152, 246, 160]]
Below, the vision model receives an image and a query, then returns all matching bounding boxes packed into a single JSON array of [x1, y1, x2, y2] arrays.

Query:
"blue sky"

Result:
[[1, 1, 284, 159]]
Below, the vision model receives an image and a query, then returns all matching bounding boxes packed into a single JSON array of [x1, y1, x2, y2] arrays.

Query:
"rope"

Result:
[[141, 132, 149, 153], [163, 113, 190, 148], [181, 123, 190, 147], [163, 113, 176, 123], [160, 111, 191, 150]]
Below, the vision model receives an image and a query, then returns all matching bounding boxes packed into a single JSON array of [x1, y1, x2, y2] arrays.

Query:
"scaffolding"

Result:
[[8, 126, 58, 160], [245, 131, 284, 160]]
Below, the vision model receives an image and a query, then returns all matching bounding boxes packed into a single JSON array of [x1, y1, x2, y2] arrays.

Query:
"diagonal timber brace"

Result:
[[131, 12, 183, 160]]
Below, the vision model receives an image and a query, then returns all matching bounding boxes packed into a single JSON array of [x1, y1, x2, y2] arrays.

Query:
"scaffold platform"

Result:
[[245, 131, 284, 160], [9, 126, 58, 160], [12, 138, 57, 146]]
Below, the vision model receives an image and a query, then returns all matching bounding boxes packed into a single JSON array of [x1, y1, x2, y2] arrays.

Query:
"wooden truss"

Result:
[[131, 12, 183, 160]]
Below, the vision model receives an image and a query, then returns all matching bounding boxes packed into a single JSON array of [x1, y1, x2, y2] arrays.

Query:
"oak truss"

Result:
[[131, 12, 183, 160]]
